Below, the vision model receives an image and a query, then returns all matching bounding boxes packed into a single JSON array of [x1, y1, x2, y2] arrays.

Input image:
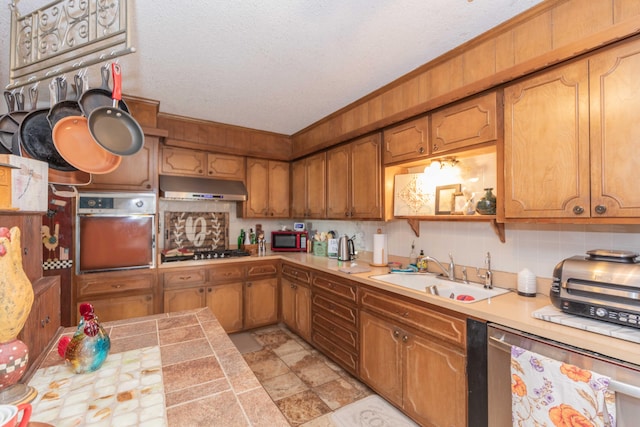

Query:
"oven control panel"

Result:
[[77, 192, 156, 215]]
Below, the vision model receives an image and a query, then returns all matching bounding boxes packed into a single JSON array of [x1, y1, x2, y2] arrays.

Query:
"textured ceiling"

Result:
[[0, 0, 544, 135]]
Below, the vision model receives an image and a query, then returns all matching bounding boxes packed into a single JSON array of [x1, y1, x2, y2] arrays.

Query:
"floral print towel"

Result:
[[510, 345, 616, 427]]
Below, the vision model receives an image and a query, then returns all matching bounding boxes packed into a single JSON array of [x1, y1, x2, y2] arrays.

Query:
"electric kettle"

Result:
[[338, 235, 355, 261]]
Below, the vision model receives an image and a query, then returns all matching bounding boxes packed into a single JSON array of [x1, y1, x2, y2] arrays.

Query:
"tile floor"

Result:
[[234, 324, 374, 426]]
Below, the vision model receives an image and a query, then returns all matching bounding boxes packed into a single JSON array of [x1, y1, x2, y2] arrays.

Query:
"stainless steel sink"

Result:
[[369, 273, 510, 303]]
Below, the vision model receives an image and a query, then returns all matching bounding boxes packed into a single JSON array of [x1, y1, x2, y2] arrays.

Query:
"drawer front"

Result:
[[163, 268, 207, 288], [247, 262, 278, 278], [208, 265, 244, 283], [313, 312, 358, 351], [312, 274, 357, 302], [281, 263, 311, 284], [312, 331, 358, 375], [360, 288, 466, 347], [78, 274, 155, 297], [312, 293, 357, 327]]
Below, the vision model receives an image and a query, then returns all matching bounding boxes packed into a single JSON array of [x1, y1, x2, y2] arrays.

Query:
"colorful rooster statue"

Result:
[[58, 303, 111, 374]]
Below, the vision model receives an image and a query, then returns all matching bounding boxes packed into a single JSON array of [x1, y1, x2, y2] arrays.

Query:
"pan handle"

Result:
[[29, 86, 38, 110], [100, 64, 110, 90], [4, 90, 15, 113], [111, 63, 122, 104], [15, 90, 24, 111]]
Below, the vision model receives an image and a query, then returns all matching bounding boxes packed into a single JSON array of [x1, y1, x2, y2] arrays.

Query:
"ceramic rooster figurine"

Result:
[[0, 226, 34, 342], [58, 303, 111, 374]]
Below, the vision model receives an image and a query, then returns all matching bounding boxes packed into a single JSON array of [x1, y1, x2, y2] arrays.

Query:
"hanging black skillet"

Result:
[[18, 82, 77, 171], [78, 64, 129, 116], [87, 63, 143, 156], [47, 75, 83, 129]]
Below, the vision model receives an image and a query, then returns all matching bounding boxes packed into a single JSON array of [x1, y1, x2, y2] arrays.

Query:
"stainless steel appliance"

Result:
[[76, 192, 156, 274], [488, 324, 640, 427], [550, 249, 640, 328], [159, 175, 247, 201], [337, 234, 355, 261]]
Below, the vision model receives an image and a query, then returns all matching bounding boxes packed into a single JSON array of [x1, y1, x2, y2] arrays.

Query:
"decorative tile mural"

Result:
[[164, 212, 229, 251]]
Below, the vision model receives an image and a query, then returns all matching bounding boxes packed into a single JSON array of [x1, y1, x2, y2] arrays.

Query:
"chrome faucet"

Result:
[[476, 252, 493, 289], [425, 253, 455, 281]]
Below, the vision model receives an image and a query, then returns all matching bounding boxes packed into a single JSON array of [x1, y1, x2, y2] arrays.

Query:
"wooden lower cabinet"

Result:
[[19, 276, 61, 372], [359, 289, 467, 427], [208, 283, 244, 333], [281, 277, 311, 341], [74, 269, 157, 323], [245, 277, 278, 329]]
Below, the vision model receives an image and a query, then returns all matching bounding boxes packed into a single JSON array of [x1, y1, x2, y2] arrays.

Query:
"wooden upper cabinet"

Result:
[[431, 91, 497, 154], [291, 152, 326, 219], [206, 153, 245, 181], [504, 60, 590, 218], [243, 159, 290, 218], [327, 134, 382, 220], [86, 134, 159, 191], [383, 116, 430, 164], [160, 146, 206, 176], [505, 38, 640, 219], [589, 39, 640, 217]]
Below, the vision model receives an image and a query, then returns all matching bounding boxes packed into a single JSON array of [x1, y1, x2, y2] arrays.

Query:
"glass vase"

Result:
[[476, 188, 497, 215]]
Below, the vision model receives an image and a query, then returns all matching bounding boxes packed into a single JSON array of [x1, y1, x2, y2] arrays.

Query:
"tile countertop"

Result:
[[27, 309, 289, 426]]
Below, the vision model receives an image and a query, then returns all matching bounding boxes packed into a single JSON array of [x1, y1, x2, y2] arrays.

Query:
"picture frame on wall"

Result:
[[435, 184, 461, 215]]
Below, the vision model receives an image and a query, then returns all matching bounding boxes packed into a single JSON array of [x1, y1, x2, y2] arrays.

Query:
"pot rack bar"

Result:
[[6, 0, 134, 90]]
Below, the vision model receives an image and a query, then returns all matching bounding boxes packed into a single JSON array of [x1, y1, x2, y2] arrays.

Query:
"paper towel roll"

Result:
[[373, 233, 388, 265]]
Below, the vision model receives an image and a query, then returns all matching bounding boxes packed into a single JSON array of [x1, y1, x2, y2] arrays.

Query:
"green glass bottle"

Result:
[[476, 188, 496, 215]]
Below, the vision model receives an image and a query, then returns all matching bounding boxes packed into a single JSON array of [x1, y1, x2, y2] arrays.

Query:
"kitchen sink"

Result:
[[369, 273, 510, 303]]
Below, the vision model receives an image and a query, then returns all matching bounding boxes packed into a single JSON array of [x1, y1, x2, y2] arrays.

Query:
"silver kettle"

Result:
[[338, 234, 355, 261]]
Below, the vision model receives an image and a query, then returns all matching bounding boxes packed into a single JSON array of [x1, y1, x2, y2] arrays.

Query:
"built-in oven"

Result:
[[76, 192, 156, 274], [488, 324, 640, 427]]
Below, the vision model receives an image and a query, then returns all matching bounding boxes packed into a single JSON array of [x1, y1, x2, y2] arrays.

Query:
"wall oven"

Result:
[[76, 192, 156, 274], [488, 324, 640, 427]]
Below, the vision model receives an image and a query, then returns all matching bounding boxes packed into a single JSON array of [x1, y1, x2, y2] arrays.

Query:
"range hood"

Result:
[[160, 175, 247, 201]]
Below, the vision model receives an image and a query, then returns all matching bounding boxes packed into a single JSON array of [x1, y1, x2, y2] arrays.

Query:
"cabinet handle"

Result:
[[393, 329, 400, 338], [199, 288, 204, 293], [247, 282, 252, 287], [207, 288, 212, 293], [433, 144, 439, 151], [594, 205, 607, 215], [418, 146, 424, 154], [396, 310, 409, 317], [179, 275, 192, 280], [402, 335, 409, 343], [572, 206, 585, 215], [112, 284, 123, 289]]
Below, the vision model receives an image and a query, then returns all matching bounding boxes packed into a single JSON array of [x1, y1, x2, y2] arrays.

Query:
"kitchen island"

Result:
[[26, 308, 289, 426]]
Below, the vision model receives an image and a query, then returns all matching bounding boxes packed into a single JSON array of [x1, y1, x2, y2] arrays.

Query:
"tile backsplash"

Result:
[[159, 199, 640, 280]]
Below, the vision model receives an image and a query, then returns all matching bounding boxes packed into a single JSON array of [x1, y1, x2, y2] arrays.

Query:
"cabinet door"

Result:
[[245, 158, 270, 217], [359, 311, 403, 406], [295, 284, 311, 341], [589, 40, 640, 217], [206, 153, 245, 181], [326, 145, 350, 218], [268, 161, 290, 218], [404, 332, 466, 427], [163, 287, 205, 313], [383, 116, 430, 164], [206, 282, 243, 333], [305, 152, 326, 218], [290, 160, 306, 218], [85, 294, 154, 323], [245, 277, 278, 329], [86, 135, 159, 191], [350, 133, 382, 219], [281, 277, 296, 329], [160, 146, 206, 176], [431, 92, 497, 154], [504, 60, 590, 218]]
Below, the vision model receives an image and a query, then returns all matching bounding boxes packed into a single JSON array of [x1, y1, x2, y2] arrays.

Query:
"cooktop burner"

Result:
[[161, 248, 251, 262]]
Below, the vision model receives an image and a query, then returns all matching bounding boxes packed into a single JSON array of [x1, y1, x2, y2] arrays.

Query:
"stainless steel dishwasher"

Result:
[[487, 324, 640, 426]]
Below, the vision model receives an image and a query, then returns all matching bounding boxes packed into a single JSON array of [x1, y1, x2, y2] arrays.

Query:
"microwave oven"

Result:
[[271, 231, 308, 252]]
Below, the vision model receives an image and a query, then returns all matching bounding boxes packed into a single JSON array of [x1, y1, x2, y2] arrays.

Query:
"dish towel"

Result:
[[510, 345, 616, 427]]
